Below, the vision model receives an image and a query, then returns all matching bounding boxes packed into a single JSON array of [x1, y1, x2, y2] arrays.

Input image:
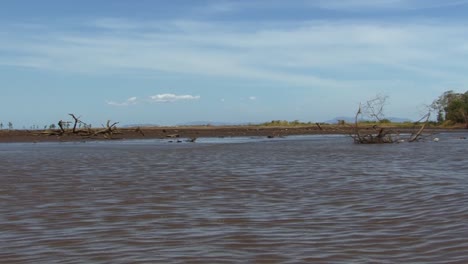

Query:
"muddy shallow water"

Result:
[[1, 134, 468, 263]]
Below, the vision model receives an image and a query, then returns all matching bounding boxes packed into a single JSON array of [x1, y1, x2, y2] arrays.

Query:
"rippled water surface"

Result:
[[1, 134, 468, 263]]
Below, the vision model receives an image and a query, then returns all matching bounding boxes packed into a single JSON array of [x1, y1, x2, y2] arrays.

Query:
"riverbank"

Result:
[[0, 125, 464, 143]]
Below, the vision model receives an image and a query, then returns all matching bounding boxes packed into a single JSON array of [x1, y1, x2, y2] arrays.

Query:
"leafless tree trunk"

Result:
[[364, 95, 388, 122], [350, 99, 395, 144], [68, 114, 80, 133], [94, 120, 119, 139], [42, 115, 119, 140], [409, 113, 431, 142], [58, 120, 66, 134], [351, 95, 429, 144]]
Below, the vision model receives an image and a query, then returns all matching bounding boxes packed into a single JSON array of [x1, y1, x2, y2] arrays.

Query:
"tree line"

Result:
[[1, 90, 467, 132], [431, 90, 468, 128], [0, 122, 14, 130]]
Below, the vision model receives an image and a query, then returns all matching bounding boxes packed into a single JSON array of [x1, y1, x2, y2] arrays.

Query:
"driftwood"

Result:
[[94, 120, 119, 139], [40, 130, 62, 136], [41, 114, 119, 140], [69, 113, 84, 133], [135, 127, 145, 136], [351, 100, 430, 144], [315, 122, 323, 131], [408, 113, 430, 142], [68, 114, 96, 135], [351, 107, 394, 143], [58, 120, 68, 134]]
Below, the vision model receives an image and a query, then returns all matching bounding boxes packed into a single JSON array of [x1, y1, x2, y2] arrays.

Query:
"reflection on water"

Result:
[[1, 134, 468, 263]]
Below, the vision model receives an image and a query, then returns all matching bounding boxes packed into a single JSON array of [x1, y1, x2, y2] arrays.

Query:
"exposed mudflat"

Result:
[[0, 125, 462, 143]]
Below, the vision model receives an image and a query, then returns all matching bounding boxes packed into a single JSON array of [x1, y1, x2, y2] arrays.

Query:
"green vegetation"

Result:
[[357, 120, 422, 127], [260, 120, 314, 126], [258, 119, 434, 129], [2, 91, 468, 132], [432, 90, 468, 128]]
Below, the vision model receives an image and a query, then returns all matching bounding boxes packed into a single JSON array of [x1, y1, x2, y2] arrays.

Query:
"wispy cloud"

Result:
[[195, 0, 468, 14], [107, 94, 200, 106], [249, 96, 257, 100], [106, 97, 138, 106], [2, 15, 468, 91], [312, 0, 411, 11], [149, 93, 200, 103], [311, 0, 468, 11]]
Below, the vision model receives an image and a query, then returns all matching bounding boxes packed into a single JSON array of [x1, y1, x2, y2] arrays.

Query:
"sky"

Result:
[[2, 0, 468, 128]]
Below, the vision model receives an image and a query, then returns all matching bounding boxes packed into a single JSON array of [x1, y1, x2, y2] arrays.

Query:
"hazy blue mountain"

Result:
[[122, 123, 160, 128]]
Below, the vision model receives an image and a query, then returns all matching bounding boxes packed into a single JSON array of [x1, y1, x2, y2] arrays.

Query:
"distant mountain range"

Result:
[[122, 123, 160, 128]]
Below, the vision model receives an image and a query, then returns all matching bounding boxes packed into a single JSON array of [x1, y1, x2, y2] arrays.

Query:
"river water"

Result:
[[1, 134, 468, 263]]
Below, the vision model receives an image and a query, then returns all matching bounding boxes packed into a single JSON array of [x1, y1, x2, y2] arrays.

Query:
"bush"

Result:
[[441, 120, 456, 127], [379, 119, 391, 124]]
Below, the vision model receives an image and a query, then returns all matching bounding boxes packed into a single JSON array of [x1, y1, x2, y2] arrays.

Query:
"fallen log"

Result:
[[94, 120, 119, 139]]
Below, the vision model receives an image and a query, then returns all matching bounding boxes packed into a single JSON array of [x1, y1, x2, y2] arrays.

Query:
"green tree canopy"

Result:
[[432, 90, 468, 127]]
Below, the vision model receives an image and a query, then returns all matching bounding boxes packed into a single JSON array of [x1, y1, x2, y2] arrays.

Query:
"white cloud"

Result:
[[311, 0, 468, 11], [149, 93, 200, 103], [107, 96, 138, 106], [2, 16, 468, 91], [107, 94, 200, 106], [249, 96, 257, 100], [312, 0, 405, 10]]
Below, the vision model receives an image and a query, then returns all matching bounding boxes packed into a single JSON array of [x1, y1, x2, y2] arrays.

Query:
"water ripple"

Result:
[[1, 134, 468, 263]]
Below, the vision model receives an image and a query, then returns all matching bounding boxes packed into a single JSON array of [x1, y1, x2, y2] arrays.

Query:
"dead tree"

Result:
[[351, 96, 396, 144], [408, 113, 431, 142], [351, 96, 429, 144], [315, 122, 323, 131], [351, 105, 396, 144], [42, 115, 119, 140], [41, 121, 64, 136], [135, 127, 145, 136], [94, 120, 119, 139], [363, 95, 388, 122], [68, 113, 94, 136], [68, 114, 81, 133], [57, 120, 66, 134]]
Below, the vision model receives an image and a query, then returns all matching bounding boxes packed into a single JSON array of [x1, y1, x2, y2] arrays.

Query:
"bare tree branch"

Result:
[[362, 95, 388, 122], [409, 113, 431, 142], [68, 114, 81, 133]]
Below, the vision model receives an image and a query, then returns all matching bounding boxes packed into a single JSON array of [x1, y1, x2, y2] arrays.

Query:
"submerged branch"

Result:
[[409, 113, 431, 142], [351, 97, 430, 144]]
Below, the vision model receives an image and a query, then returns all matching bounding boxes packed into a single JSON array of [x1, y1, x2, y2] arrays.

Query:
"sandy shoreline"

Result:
[[0, 125, 464, 143]]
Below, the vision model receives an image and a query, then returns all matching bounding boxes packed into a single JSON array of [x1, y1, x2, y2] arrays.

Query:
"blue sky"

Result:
[[2, 0, 468, 128]]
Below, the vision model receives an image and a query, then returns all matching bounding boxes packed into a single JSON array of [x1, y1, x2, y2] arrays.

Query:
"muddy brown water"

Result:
[[1, 134, 468, 263]]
